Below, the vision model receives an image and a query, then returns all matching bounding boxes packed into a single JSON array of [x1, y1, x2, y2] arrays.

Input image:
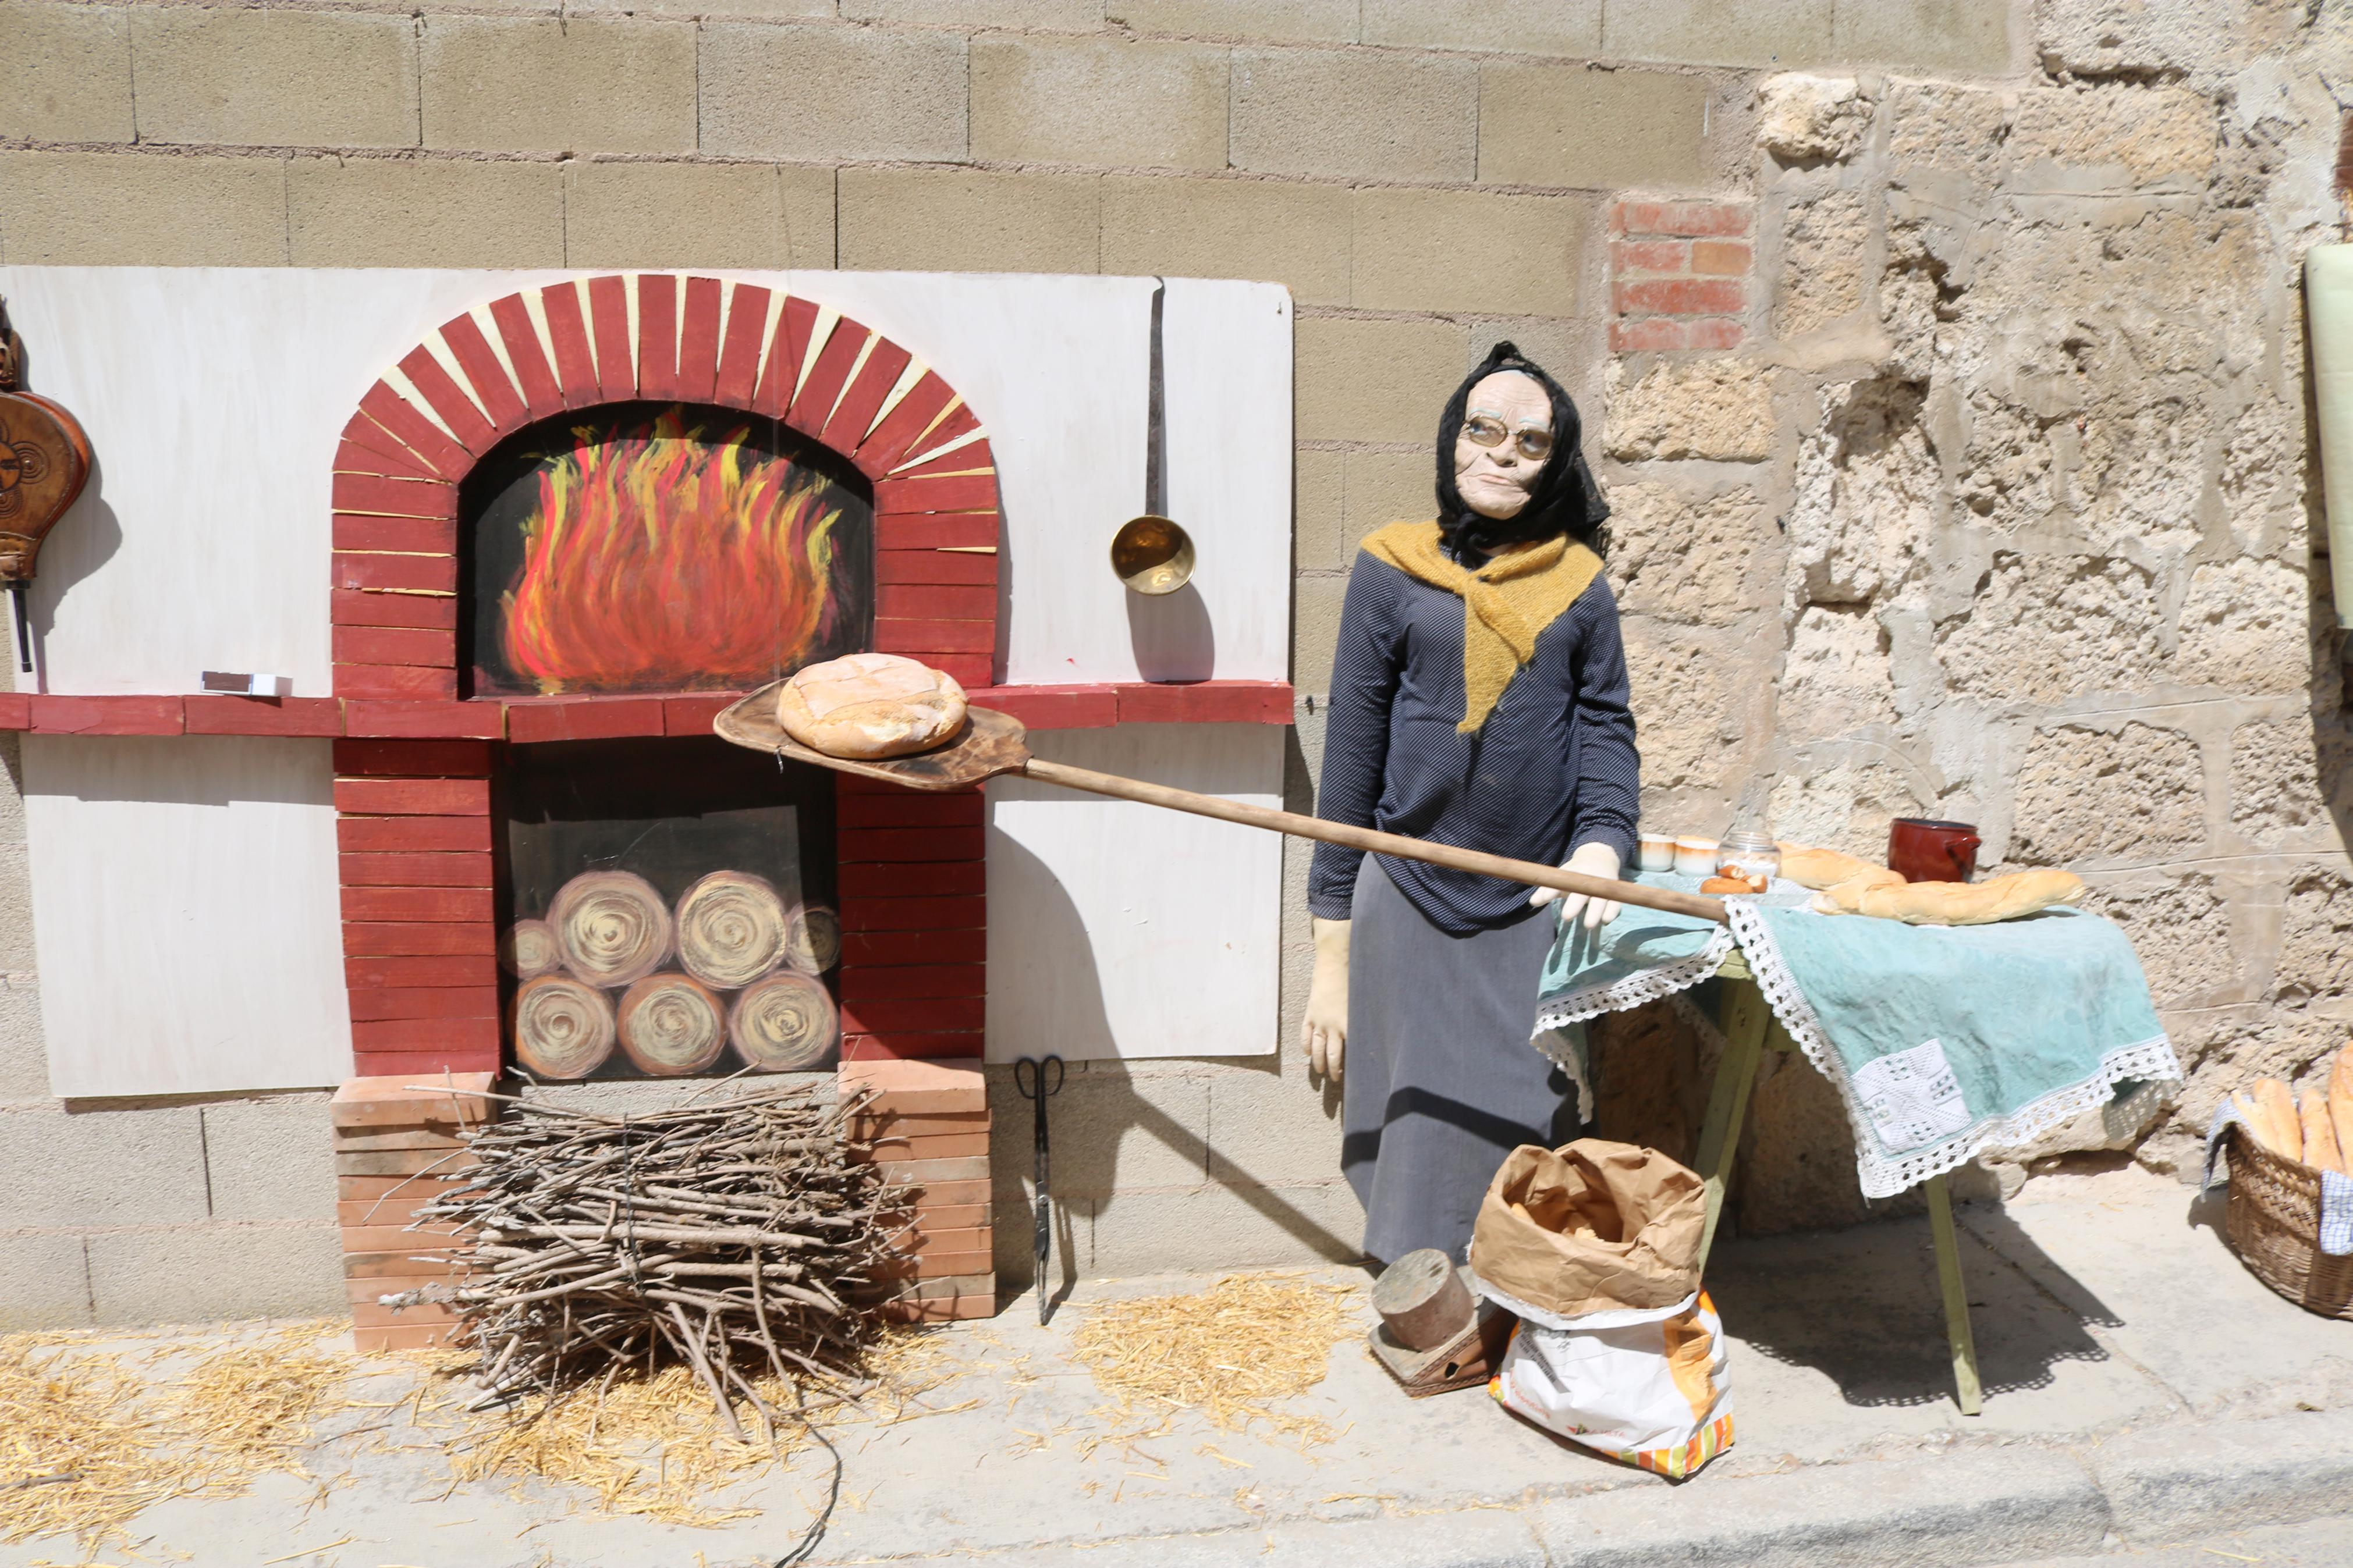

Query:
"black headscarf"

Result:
[[1434, 341, 1609, 561]]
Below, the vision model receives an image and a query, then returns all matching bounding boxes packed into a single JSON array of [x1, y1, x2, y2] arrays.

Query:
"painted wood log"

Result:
[[617, 972, 727, 1076], [510, 974, 616, 1079], [1371, 1248, 1475, 1352], [499, 917, 561, 979], [784, 902, 841, 975], [674, 870, 790, 990], [728, 972, 840, 1072], [549, 869, 673, 987]]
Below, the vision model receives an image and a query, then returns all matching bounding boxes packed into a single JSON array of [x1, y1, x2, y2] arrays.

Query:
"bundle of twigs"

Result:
[[385, 1080, 905, 1439]]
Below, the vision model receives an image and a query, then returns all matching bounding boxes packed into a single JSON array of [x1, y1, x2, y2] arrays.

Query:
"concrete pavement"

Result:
[[3, 1165, 2348, 1567]]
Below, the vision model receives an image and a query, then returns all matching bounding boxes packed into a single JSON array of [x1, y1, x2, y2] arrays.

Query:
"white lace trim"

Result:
[[1530, 924, 1736, 1035], [1722, 901, 2181, 1197]]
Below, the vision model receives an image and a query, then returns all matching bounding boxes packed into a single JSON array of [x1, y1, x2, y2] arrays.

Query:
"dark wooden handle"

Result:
[[1018, 757, 1729, 925]]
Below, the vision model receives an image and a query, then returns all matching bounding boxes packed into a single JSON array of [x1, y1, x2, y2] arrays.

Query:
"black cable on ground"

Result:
[[773, 1414, 844, 1567]]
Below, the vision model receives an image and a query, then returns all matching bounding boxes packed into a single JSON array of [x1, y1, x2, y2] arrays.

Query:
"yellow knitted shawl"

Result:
[[1361, 522, 1605, 734]]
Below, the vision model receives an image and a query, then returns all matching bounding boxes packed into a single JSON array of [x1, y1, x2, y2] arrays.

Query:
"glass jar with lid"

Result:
[[1717, 830, 1781, 883]]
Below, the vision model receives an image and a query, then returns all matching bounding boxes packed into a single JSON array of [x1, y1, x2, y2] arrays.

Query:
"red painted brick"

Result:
[[913, 400, 979, 456], [331, 473, 457, 521], [1608, 317, 1745, 353], [335, 625, 456, 668], [344, 701, 503, 739], [1683, 318, 1746, 350], [0, 692, 27, 730], [755, 296, 819, 418], [840, 827, 985, 863], [345, 954, 499, 989], [663, 692, 740, 736], [1610, 237, 1691, 273], [876, 513, 999, 552], [347, 985, 501, 1022], [854, 370, 960, 477], [353, 1015, 501, 1052], [333, 552, 456, 594], [875, 550, 997, 586], [964, 685, 1112, 730], [1612, 199, 1753, 238], [877, 584, 995, 620], [332, 590, 458, 631], [360, 383, 469, 479], [842, 997, 985, 1033], [438, 312, 528, 435], [842, 1032, 984, 1061], [840, 964, 985, 1001], [333, 777, 489, 816], [489, 292, 564, 418], [1116, 680, 1294, 725], [346, 1046, 501, 1079], [928, 655, 992, 689], [333, 514, 456, 554], [714, 283, 772, 408], [335, 664, 459, 702], [540, 281, 600, 406], [339, 815, 495, 854], [29, 695, 183, 735], [840, 929, 986, 968], [344, 922, 496, 957], [335, 435, 434, 482], [342, 885, 496, 922], [841, 895, 986, 933], [888, 439, 995, 481], [1614, 277, 1746, 315], [874, 472, 998, 514], [334, 739, 494, 777], [787, 316, 869, 438], [839, 792, 985, 829], [339, 852, 494, 888], [396, 347, 496, 455], [679, 275, 722, 401], [840, 861, 987, 899], [823, 339, 913, 454], [184, 696, 343, 736], [506, 696, 668, 744], [637, 272, 679, 401], [1690, 239, 1752, 276], [588, 274, 633, 401], [875, 618, 993, 655]]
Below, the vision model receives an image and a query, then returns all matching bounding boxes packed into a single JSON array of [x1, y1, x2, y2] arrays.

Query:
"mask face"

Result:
[[1453, 371, 1553, 521]]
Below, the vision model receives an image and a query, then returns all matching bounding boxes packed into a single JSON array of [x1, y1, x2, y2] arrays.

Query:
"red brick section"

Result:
[[835, 773, 985, 1062], [333, 1073, 494, 1352], [1609, 199, 1754, 353], [844, 1057, 993, 1321]]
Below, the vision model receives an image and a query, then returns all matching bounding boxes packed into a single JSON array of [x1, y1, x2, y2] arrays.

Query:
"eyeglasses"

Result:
[[1461, 414, 1553, 462]]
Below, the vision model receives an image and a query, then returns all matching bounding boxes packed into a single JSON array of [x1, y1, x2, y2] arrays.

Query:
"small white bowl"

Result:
[[1637, 833, 1677, 873], [1674, 837, 1720, 879]]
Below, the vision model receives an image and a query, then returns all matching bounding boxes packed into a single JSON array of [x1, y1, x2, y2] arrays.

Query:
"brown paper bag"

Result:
[[1468, 1140, 1705, 1321]]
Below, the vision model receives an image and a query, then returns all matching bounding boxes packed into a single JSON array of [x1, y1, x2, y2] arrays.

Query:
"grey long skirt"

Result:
[[1343, 856, 1580, 1265]]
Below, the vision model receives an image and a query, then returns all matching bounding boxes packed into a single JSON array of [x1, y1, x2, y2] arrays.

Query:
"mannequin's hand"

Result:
[[1529, 842, 1623, 930], [1303, 917, 1351, 1081]]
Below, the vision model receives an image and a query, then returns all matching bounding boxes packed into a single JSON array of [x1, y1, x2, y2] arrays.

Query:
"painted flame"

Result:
[[501, 409, 846, 694]]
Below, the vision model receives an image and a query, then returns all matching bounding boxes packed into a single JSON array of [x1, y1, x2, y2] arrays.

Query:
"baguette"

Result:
[[2300, 1085, 2346, 1175], [2252, 1078, 2304, 1163], [2331, 1046, 2353, 1179], [1812, 867, 2086, 926], [2230, 1090, 2276, 1154], [1777, 842, 1904, 893]]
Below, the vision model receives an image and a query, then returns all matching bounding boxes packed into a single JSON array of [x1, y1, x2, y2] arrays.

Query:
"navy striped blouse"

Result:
[[1308, 551, 1642, 936]]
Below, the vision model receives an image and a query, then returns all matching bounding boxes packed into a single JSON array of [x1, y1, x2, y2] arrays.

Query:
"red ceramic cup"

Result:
[[1887, 818, 1981, 883]]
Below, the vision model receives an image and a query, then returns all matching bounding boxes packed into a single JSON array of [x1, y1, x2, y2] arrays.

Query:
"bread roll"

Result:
[[1812, 867, 2086, 926], [2252, 1078, 2303, 1162], [2299, 1085, 2345, 1175], [777, 653, 967, 760], [1777, 842, 1904, 893], [2330, 1046, 2353, 1178]]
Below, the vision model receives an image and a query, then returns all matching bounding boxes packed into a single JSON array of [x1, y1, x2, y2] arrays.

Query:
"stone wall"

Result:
[[3, 0, 2350, 1322]]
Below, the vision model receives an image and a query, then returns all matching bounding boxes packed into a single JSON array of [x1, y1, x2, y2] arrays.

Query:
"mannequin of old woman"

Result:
[[1302, 343, 1639, 1265]]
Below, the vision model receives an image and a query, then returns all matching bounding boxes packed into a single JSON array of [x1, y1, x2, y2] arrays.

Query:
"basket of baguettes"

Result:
[[2221, 1049, 2353, 1318]]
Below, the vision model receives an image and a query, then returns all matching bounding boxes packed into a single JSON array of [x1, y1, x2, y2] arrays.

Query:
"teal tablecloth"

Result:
[[1532, 872, 2178, 1198]]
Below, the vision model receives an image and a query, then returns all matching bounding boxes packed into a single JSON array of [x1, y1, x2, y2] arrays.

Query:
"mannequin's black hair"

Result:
[[1434, 341, 1610, 560]]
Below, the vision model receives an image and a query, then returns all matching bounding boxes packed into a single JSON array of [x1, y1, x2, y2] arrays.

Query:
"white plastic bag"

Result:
[[1487, 1289, 1733, 1478]]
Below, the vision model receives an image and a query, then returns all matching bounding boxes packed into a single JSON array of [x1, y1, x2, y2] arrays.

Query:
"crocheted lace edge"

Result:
[[1529, 925, 1738, 1036]]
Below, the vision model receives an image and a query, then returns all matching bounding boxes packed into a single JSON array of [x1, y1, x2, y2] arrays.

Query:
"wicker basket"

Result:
[[2223, 1121, 2353, 1320]]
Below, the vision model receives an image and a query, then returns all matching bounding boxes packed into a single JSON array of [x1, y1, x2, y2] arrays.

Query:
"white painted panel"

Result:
[[0, 266, 1291, 692], [23, 735, 353, 1097], [985, 724, 1282, 1062]]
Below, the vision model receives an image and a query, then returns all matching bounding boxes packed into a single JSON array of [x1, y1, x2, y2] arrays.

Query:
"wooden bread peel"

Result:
[[714, 688, 1731, 925]]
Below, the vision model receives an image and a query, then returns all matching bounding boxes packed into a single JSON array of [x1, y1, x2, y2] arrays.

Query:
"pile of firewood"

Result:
[[384, 1080, 904, 1436]]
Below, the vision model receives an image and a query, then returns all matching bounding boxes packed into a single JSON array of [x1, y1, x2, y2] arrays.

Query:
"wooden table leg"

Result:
[[1925, 1173, 1985, 1416], [1692, 974, 1771, 1275]]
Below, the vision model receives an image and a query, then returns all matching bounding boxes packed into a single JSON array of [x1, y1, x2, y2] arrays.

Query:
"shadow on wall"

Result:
[[1126, 579, 1216, 683], [24, 451, 122, 691], [984, 831, 1358, 1311]]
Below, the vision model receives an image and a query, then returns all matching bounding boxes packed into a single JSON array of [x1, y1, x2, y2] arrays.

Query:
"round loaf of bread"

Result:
[[776, 652, 968, 760]]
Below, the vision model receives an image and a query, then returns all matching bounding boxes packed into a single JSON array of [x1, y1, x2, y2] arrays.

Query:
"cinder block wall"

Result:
[[4, 0, 2348, 1324]]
